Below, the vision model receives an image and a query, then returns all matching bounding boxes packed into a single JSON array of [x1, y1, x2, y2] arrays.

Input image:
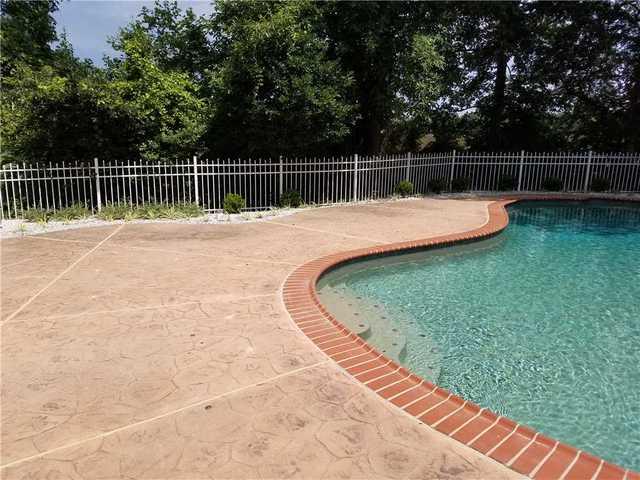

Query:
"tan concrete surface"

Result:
[[1, 198, 520, 479]]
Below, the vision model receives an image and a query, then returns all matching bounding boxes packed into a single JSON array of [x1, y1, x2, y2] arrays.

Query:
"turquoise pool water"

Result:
[[319, 201, 640, 470]]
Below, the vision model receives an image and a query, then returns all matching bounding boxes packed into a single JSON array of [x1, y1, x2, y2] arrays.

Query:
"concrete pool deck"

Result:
[[1, 198, 528, 479]]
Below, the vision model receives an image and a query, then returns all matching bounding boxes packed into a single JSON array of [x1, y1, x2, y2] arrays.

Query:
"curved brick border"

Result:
[[282, 196, 640, 480]]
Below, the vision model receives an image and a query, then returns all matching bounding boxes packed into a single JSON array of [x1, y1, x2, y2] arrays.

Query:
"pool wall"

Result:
[[282, 195, 640, 480]]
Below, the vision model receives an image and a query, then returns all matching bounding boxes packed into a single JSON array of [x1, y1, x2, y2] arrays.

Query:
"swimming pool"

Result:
[[318, 201, 640, 470]]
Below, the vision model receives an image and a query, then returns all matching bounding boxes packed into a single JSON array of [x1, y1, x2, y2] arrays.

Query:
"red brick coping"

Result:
[[282, 196, 640, 480]]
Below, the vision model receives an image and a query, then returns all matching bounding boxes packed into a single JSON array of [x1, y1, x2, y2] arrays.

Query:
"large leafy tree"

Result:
[[320, 1, 443, 153], [0, 0, 59, 76], [1, 40, 144, 163], [106, 26, 206, 161], [125, 0, 212, 82], [2, 0, 639, 162], [433, 1, 640, 152], [206, 0, 355, 157]]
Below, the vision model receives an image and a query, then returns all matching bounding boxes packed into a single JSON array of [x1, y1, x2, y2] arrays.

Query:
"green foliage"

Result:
[[49, 204, 90, 222], [97, 202, 203, 220], [498, 174, 517, 191], [22, 208, 52, 223], [0, 0, 59, 76], [279, 190, 303, 208], [451, 176, 471, 192], [394, 180, 414, 197], [2, 0, 639, 162], [106, 26, 206, 161], [223, 194, 245, 214], [427, 178, 447, 194], [542, 177, 563, 192], [208, 0, 355, 157], [1, 62, 144, 163], [97, 204, 134, 221], [590, 176, 611, 193]]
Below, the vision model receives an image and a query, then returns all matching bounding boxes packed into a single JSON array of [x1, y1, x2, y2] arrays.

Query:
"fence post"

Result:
[[279, 155, 284, 198], [405, 152, 412, 181], [192, 155, 199, 206], [93, 157, 102, 212], [353, 153, 359, 202], [449, 150, 456, 187], [583, 151, 593, 192], [517, 150, 525, 191]]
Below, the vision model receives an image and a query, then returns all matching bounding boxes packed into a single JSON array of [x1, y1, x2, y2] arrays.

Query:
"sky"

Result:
[[53, 0, 214, 66]]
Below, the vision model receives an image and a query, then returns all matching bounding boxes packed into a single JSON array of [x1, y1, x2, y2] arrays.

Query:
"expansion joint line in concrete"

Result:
[[0, 359, 329, 470], [2, 225, 125, 324], [263, 219, 387, 244]]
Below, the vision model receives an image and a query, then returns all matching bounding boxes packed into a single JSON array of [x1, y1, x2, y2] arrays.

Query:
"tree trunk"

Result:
[[490, 44, 507, 149], [628, 56, 640, 150]]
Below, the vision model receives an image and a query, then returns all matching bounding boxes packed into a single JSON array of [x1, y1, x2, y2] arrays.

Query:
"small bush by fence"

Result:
[[1, 151, 638, 219]]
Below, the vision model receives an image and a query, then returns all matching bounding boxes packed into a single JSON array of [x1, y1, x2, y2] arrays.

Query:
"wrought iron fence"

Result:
[[1, 151, 638, 219]]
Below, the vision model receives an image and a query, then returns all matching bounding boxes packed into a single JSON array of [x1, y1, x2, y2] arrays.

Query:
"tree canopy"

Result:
[[1, 0, 638, 163]]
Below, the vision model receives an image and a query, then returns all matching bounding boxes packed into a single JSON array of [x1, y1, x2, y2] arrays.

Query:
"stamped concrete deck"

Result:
[[1, 198, 520, 479]]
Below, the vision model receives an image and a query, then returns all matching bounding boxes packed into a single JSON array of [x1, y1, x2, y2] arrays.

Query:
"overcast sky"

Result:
[[53, 0, 214, 66]]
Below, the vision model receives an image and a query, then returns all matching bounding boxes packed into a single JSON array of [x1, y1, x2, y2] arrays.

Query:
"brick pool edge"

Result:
[[282, 196, 639, 480]]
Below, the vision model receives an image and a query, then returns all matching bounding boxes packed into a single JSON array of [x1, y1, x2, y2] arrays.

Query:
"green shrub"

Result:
[[542, 176, 563, 191], [427, 178, 447, 194], [590, 176, 611, 192], [22, 208, 51, 223], [451, 176, 471, 192], [49, 204, 90, 222], [279, 190, 303, 208], [394, 180, 414, 197], [498, 174, 517, 191], [223, 193, 245, 214], [97, 203, 133, 221]]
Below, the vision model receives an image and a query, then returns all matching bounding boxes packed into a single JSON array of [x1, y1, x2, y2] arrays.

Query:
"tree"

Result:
[[206, 0, 355, 157], [1, 49, 144, 163], [0, 0, 59, 76], [106, 26, 207, 161], [320, 1, 444, 154], [122, 0, 212, 82]]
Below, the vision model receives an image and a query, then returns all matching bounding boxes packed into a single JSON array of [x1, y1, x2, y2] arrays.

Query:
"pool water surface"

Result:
[[318, 201, 640, 470]]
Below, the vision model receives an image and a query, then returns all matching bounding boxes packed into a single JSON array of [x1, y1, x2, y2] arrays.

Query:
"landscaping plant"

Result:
[[394, 180, 414, 197], [50, 204, 90, 222], [279, 190, 303, 208], [22, 208, 51, 223], [427, 178, 447, 194], [223, 193, 245, 214], [451, 176, 471, 192], [498, 174, 517, 191], [542, 176, 563, 191]]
